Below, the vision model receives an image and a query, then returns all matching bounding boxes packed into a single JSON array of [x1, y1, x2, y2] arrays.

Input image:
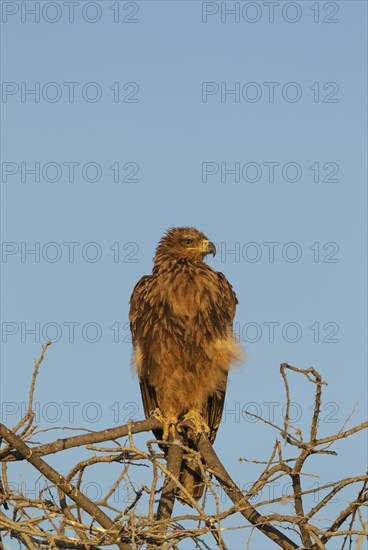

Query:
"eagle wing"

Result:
[[130, 275, 162, 437], [203, 271, 238, 443]]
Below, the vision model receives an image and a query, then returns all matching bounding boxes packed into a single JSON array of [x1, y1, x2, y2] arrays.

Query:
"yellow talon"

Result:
[[181, 410, 210, 437], [163, 416, 179, 440], [151, 408, 178, 441]]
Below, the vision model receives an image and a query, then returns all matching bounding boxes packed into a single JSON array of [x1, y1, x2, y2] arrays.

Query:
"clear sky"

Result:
[[1, 1, 367, 548]]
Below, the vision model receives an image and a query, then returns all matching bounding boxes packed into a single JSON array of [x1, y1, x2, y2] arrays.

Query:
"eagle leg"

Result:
[[151, 408, 178, 441], [180, 410, 210, 438]]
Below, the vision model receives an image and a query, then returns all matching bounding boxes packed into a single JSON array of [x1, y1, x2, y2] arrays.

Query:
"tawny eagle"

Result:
[[129, 227, 242, 501]]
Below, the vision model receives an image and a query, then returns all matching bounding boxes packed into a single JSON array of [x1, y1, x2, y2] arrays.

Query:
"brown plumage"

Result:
[[129, 227, 243, 502]]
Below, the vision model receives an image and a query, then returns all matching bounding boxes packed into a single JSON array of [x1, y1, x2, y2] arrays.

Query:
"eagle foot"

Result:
[[151, 408, 178, 441], [181, 410, 210, 438]]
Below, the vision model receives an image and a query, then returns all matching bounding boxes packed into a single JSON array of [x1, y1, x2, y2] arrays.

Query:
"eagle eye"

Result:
[[182, 238, 194, 246]]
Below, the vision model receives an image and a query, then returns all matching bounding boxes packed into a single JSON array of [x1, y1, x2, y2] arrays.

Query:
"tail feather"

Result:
[[177, 460, 204, 505]]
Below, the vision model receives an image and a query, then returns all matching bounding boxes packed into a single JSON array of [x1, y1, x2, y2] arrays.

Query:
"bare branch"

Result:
[[197, 433, 299, 549], [0, 417, 162, 462], [0, 423, 132, 550]]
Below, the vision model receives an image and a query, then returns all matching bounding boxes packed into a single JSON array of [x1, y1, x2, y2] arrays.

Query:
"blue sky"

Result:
[[1, 1, 367, 548]]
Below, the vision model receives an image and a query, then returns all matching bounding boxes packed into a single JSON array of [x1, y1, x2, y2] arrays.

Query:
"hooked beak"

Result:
[[202, 240, 216, 257]]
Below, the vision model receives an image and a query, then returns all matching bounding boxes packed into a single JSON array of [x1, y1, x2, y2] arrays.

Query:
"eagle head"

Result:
[[154, 227, 216, 265]]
